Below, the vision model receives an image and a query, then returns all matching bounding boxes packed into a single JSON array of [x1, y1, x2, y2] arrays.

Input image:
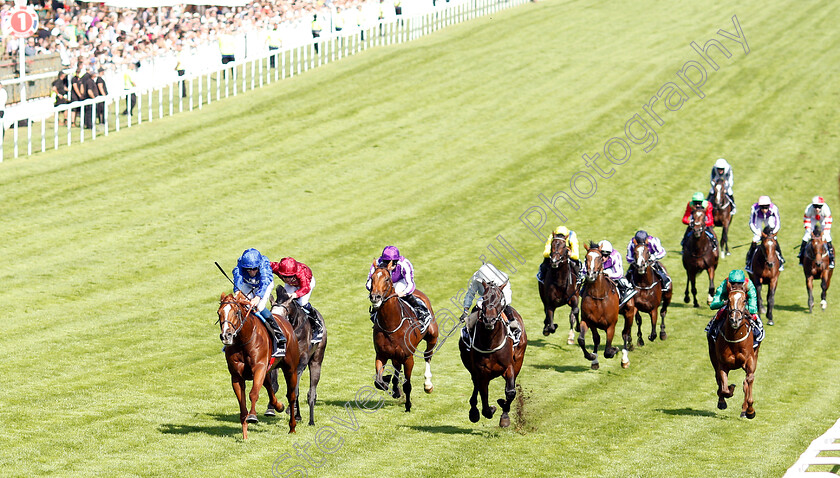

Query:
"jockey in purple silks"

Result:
[[745, 195, 785, 273], [580, 240, 637, 307], [625, 230, 672, 291], [366, 246, 432, 325]]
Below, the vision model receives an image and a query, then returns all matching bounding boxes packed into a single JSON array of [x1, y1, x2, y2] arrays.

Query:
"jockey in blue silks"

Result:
[[232, 248, 286, 357]]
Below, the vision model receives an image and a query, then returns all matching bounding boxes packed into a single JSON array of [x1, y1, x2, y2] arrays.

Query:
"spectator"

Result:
[[83, 68, 96, 129], [121, 61, 138, 116], [52, 71, 70, 125], [70, 65, 84, 126], [174, 42, 186, 97], [24, 37, 37, 56], [0, 81, 6, 139], [311, 14, 322, 53], [95, 68, 107, 124]]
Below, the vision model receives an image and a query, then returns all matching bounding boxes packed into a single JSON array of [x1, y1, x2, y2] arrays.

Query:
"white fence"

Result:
[[784, 418, 840, 477], [0, 0, 529, 163]]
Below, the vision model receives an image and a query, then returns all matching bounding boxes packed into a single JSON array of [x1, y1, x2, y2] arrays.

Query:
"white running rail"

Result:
[[784, 418, 840, 477]]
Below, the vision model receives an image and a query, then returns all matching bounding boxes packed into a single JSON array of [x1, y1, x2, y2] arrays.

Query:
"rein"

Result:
[[218, 299, 258, 346], [371, 293, 413, 334], [583, 272, 612, 300]]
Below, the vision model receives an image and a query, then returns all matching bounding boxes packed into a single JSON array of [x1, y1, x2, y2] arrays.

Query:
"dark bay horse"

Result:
[[683, 207, 718, 307], [711, 178, 733, 256], [802, 226, 833, 313], [217, 292, 300, 438], [271, 288, 327, 426], [629, 242, 672, 345], [460, 282, 527, 427], [538, 235, 580, 344], [578, 243, 632, 370], [368, 266, 439, 412], [708, 286, 759, 418], [748, 227, 781, 325]]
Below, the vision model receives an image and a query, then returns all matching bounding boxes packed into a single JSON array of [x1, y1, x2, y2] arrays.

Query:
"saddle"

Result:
[[461, 308, 521, 352], [398, 297, 431, 334], [705, 309, 763, 349]]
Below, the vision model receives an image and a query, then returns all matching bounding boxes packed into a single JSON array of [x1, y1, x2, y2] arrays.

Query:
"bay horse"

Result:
[[459, 282, 527, 428], [629, 242, 672, 345], [802, 226, 833, 313], [708, 285, 759, 418], [711, 178, 733, 256], [748, 226, 781, 325], [270, 288, 327, 426], [538, 235, 580, 344], [578, 243, 632, 370], [682, 207, 718, 307], [368, 266, 439, 412], [217, 291, 300, 439]]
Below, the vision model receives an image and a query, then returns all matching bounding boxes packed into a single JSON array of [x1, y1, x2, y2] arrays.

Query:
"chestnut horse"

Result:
[[578, 243, 632, 370], [748, 227, 781, 326], [683, 207, 718, 307], [460, 282, 527, 428], [368, 266, 439, 412], [217, 292, 300, 439], [802, 226, 833, 313], [271, 288, 327, 426], [629, 242, 672, 346], [711, 178, 733, 256], [708, 286, 759, 418], [538, 235, 580, 344]]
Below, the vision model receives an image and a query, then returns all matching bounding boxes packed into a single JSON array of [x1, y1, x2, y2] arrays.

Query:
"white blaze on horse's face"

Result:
[[728, 291, 745, 329], [369, 270, 387, 309], [219, 303, 235, 345], [586, 250, 601, 282], [635, 244, 646, 270]]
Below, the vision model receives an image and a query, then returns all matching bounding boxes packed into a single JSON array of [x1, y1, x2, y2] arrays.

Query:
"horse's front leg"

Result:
[[590, 328, 601, 370], [543, 303, 557, 336], [684, 270, 691, 304], [374, 356, 389, 391], [307, 361, 323, 426], [806, 275, 815, 313], [249, 365, 268, 425], [402, 356, 414, 412], [707, 266, 716, 305], [766, 279, 777, 324], [263, 370, 284, 417], [281, 364, 298, 433], [569, 295, 581, 344], [497, 366, 516, 428], [691, 272, 699, 308], [659, 290, 671, 340], [821, 272, 830, 309], [231, 376, 249, 439], [603, 321, 617, 359], [741, 358, 757, 419], [577, 320, 595, 362], [717, 367, 734, 410], [479, 376, 496, 420], [635, 311, 644, 347], [648, 306, 659, 343], [468, 374, 480, 423]]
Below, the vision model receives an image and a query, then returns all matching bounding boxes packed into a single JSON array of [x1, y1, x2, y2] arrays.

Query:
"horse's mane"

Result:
[[588, 240, 598, 250], [762, 225, 774, 235], [813, 225, 823, 237]]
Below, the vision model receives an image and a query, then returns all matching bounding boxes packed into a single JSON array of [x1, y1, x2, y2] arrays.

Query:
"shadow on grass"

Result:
[[773, 303, 808, 312], [527, 337, 565, 349], [530, 363, 589, 373], [655, 407, 717, 418], [159, 412, 280, 437], [405, 424, 487, 435]]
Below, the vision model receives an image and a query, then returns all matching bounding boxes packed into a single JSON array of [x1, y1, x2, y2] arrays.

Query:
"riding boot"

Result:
[[729, 193, 736, 214], [799, 240, 807, 265], [654, 262, 672, 291], [617, 277, 637, 306], [829, 241, 835, 269], [572, 259, 582, 276], [745, 243, 756, 273], [706, 227, 718, 252], [405, 294, 432, 327], [536, 258, 549, 283], [776, 240, 786, 270], [503, 305, 520, 331], [304, 303, 324, 344], [261, 308, 286, 357]]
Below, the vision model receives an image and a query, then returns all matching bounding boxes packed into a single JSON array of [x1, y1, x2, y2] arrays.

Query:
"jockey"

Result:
[[625, 230, 672, 291], [271, 257, 324, 344], [461, 262, 519, 332], [581, 240, 637, 306], [799, 196, 834, 269], [232, 248, 286, 357], [681, 192, 718, 251], [537, 225, 581, 283], [708, 158, 736, 214], [366, 246, 432, 326], [707, 269, 764, 345], [746, 195, 785, 272]]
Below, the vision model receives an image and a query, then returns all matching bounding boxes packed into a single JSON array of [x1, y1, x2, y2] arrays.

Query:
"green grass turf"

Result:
[[2, 0, 840, 476]]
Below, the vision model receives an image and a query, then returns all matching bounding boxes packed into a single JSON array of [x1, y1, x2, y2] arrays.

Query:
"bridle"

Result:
[[724, 290, 750, 343], [369, 268, 413, 334], [218, 298, 256, 344], [550, 236, 569, 267], [465, 285, 510, 354]]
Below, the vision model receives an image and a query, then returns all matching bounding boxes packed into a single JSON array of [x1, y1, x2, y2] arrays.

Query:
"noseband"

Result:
[[218, 299, 254, 339]]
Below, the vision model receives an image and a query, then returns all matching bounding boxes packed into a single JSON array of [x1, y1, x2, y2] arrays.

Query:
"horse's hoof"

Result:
[[591, 362, 600, 370], [265, 407, 276, 417], [660, 331, 668, 341], [707, 296, 714, 305], [276, 403, 285, 413], [585, 352, 596, 361], [246, 414, 259, 423], [725, 251, 731, 256], [392, 388, 401, 399], [469, 408, 480, 423], [746, 411, 755, 419], [637, 338, 645, 347], [621, 360, 629, 369], [717, 400, 727, 410], [767, 319, 774, 326], [627, 343, 635, 352], [683, 295, 690, 304], [308, 420, 315, 426], [483, 406, 497, 419], [374, 380, 389, 391], [542, 325, 551, 337], [499, 415, 511, 428], [693, 303, 700, 308], [821, 300, 827, 310], [648, 334, 657, 343], [567, 330, 576, 345], [604, 347, 616, 359], [424, 384, 434, 394], [740, 411, 746, 418]]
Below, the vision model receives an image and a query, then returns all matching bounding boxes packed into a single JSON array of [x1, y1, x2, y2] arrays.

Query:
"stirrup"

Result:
[[272, 346, 285, 358]]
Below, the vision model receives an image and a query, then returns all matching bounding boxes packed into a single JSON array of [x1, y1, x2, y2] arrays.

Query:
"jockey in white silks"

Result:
[[461, 262, 519, 331], [799, 195, 834, 269], [708, 157, 736, 214]]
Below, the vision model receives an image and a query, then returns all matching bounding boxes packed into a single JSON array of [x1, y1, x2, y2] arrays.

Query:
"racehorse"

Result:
[[708, 285, 759, 418], [460, 282, 527, 427], [538, 235, 580, 345], [682, 207, 719, 307], [270, 288, 327, 426], [368, 266, 439, 412], [217, 292, 300, 439], [802, 225, 833, 313], [578, 242, 632, 370], [710, 178, 733, 256], [748, 227, 781, 326], [628, 242, 672, 345]]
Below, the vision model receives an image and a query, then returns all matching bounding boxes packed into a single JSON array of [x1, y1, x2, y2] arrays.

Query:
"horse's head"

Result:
[[807, 226, 826, 263], [368, 265, 395, 311], [584, 242, 604, 283], [272, 286, 296, 323], [549, 235, 569, 268], [690, 207, 705, 237], [479, 281, 504, 331], [217, 291, 251, 345], [760, 226, 777, 268], [713, 179, 725, 208], [726, 288, 748, 331], [633, 241, 650, 272]]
